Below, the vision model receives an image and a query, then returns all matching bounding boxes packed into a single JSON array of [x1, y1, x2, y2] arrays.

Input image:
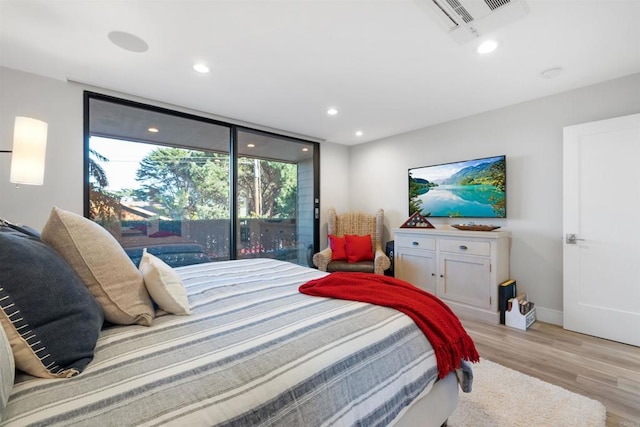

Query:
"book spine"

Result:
[[498, 280, 516, 325]]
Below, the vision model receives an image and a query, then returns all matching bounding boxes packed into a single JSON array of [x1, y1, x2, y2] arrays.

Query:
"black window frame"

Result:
[[83, 91, 320, 261]]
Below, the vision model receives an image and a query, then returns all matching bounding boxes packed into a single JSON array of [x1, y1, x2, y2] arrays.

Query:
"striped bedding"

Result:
[[2, 259, 445, 427]]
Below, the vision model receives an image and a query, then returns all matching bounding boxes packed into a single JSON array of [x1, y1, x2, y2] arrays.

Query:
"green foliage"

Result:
[[88, 148, 109, 188], [487, 158, 506, 217], [133, 148, 298, 220], [270, 162, 298, 217], [487, 158, 506, 192], [89, 141, 300, 223], [88, 149, 121, 228], [135, 149, 230, 220], [409, 174, 438, 215], [460, 177, 475, 186], [408, 173, 423, 215], [237, 157, 297, 218], [193, 155, 231, 219]]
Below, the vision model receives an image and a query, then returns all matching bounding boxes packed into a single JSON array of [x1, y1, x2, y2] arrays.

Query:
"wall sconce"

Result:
[[0, 116, 48, 186]]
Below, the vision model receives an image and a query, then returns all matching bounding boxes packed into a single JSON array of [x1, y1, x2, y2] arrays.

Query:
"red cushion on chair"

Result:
[[345, 234, 374, 263], [329, 235, 347, 261]]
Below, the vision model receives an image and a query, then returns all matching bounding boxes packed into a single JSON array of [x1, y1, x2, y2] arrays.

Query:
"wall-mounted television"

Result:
[[409, 155, 506, 218]]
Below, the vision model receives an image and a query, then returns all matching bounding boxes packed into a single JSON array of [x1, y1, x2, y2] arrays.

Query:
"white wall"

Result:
[[348, 73, 640, 324], [317, 141, 350, 247], [0, 67, 85, 228]]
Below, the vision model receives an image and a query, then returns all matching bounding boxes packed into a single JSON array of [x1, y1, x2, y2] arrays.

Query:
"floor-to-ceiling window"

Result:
[[85, 92, 319, 268], [235, 129, 316, 263]]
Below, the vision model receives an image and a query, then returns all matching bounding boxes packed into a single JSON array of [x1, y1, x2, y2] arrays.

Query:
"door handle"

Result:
[[565, 234, 585, 244]]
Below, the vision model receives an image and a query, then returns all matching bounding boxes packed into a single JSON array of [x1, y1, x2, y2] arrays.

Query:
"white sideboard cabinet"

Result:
[[393, 227, 511, 323]]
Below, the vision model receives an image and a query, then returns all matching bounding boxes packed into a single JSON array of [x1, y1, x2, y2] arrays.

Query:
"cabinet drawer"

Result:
[[395, 235, 436, 250], [439, 239, 490, 256]]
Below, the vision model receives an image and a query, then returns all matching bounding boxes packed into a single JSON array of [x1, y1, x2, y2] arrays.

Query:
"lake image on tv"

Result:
[[409, 156, 506, 218], [417, 185, 503, 217]]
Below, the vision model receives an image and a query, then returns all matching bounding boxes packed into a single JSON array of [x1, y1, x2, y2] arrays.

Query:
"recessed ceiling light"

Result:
[[148, 127, 159, 133], [327, 108, 338, 116], [355, 131, 363, 137], [302, 147, 309, 152], [247, 143, 255, 148], [107, 31, 149, 53], [193, 63, 210, 73], [540, 67, 563, 79], [477, 40, 499, 54]]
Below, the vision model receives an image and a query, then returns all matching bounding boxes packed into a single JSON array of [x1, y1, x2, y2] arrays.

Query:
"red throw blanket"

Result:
[[299, 272, 480, 379]]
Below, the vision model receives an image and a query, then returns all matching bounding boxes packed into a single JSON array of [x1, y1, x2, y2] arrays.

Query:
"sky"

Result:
[[90, 136, 158, 191], [411, 156, 502, 182]]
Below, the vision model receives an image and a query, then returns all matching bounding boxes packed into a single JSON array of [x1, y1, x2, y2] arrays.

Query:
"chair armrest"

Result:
[[313, 247, 332, 271], [373, 248, 391, 275]]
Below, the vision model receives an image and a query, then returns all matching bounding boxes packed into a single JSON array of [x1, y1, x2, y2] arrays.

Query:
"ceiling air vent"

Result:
[[420, 0, 530, 44], [443, 0, 474, 24]]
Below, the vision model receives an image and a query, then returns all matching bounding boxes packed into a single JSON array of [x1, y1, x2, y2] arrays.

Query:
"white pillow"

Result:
[[139, 249, 191, 315]]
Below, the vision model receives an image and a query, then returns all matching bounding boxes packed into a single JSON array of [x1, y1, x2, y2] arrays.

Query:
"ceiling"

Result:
[[89, 97, 316, 162], [1, 0, 639, 146]]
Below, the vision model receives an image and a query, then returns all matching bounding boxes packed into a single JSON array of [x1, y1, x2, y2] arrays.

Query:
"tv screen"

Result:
[[409, 155, 506, 218]]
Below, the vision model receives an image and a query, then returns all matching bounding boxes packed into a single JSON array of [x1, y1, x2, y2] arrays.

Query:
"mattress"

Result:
[[2, 259, 447, 426]]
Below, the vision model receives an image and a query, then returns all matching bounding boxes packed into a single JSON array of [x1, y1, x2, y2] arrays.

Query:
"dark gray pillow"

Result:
[[0, 226, 104, 378], [2, 219, 40, 238]]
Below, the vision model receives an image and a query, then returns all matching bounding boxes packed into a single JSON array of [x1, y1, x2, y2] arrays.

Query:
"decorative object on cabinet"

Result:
[[451, 224, 501, 231], [400, 212, 435, 228], [393, 227, 510, 323]]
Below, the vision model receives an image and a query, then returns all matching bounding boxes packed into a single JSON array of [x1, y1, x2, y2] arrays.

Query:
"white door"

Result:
[[563, 113, 640, 346]]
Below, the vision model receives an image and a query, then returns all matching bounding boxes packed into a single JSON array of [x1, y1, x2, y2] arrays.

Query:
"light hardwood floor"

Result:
[[458, 316, 640, 427]]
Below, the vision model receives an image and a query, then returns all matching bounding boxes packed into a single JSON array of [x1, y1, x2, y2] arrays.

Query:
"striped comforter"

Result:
[[2, 259, 444, 427]]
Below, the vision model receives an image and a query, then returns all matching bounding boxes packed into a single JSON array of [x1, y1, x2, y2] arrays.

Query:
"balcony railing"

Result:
[[113, 218, 302, 267]]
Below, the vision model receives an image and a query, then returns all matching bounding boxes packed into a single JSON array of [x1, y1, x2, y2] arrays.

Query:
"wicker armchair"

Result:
[[313, 208, 391, 275]]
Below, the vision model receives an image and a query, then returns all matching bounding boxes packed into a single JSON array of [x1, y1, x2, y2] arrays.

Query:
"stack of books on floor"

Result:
[[498, 279, 536, 330]]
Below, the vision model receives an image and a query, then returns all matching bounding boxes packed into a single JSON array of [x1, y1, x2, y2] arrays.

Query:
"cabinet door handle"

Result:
[[440, 274, 444, 278], [412, 241, 419, 246], [431, 273, 435, 276], [459, 245, 468, 250]]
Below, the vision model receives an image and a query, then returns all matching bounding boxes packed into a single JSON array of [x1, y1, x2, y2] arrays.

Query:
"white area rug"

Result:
[[448, 359, 607, 427]]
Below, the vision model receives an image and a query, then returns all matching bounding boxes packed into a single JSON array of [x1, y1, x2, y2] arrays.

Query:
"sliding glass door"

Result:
[[235, 129, 317, 264], [85, 93, 318, 268]]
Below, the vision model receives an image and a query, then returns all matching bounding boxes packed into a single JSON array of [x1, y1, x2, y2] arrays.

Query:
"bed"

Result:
[[0, 256, 473, 427]]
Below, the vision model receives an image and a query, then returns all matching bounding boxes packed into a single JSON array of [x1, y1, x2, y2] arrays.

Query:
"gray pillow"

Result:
[[0, 226, 104, 378], [0, 326, 13, 421]]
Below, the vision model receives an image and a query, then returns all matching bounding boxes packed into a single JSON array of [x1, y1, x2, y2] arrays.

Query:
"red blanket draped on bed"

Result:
[[299, 272, 480, 379]]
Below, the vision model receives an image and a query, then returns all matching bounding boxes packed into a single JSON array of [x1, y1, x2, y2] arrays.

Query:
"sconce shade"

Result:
[[10, 116, 48, 186]]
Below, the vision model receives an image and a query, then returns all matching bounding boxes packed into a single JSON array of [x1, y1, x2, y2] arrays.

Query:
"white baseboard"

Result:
[[535, 306, 563, 326]]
